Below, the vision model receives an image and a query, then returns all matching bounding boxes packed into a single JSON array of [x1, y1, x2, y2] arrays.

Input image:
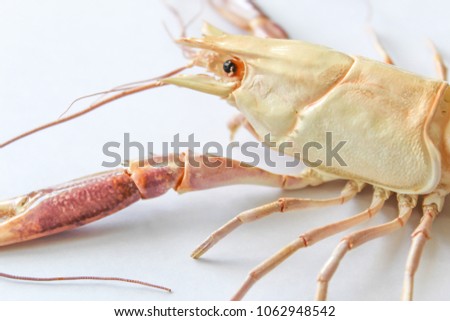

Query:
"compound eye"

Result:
[[223, 58, 245, 79], [223, 60, 237, 75]]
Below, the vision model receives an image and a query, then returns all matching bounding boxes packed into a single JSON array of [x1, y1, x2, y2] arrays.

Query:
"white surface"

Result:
[[0, 0, 450, 301]]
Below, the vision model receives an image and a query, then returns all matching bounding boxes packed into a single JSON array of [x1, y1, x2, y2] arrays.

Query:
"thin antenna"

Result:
[[163, 1, 204, 59], [0, 64, 193, 149], [0, 82, 164, 148], [58, 64, 192, 120], [0, 272, 171, 292]]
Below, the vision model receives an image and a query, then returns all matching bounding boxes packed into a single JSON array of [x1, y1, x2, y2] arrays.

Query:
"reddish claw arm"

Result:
[[0, 153, 311, 247]]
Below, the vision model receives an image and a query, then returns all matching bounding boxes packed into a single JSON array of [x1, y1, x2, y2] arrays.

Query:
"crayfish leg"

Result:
[[401, 191, 447, 300], [316, 194, 417, 300], [192, 180, 366, 259], [230, 184, 391, 301]]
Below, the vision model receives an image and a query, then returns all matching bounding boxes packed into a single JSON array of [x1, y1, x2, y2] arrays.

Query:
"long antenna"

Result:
[[0, 272, 171, 292], [0, 64, 193, 149]]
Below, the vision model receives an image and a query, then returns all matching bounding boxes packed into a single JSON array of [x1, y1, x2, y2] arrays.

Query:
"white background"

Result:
[[0, 0, 450, 301]]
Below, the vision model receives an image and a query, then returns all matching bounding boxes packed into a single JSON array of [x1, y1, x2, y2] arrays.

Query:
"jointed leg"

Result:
[[230, 186, 390, 300], [316, 194, 417, 300], [227, 113, 260, 140], [192, 180, 365, 258], [401, 191, 446, 300]]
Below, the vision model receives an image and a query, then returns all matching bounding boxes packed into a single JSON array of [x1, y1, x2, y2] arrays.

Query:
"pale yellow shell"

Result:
[[285, 57, 447, 194], [218, 35, 450, 194], [167, 32, 450, 195]]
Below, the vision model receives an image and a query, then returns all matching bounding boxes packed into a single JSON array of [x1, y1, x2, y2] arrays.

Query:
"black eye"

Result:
[[223, 60, 237, 74]]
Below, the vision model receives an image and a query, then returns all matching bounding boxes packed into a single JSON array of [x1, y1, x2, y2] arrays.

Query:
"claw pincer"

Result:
[[0, 153, 289, 246], [0, 157, 183, 246]]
